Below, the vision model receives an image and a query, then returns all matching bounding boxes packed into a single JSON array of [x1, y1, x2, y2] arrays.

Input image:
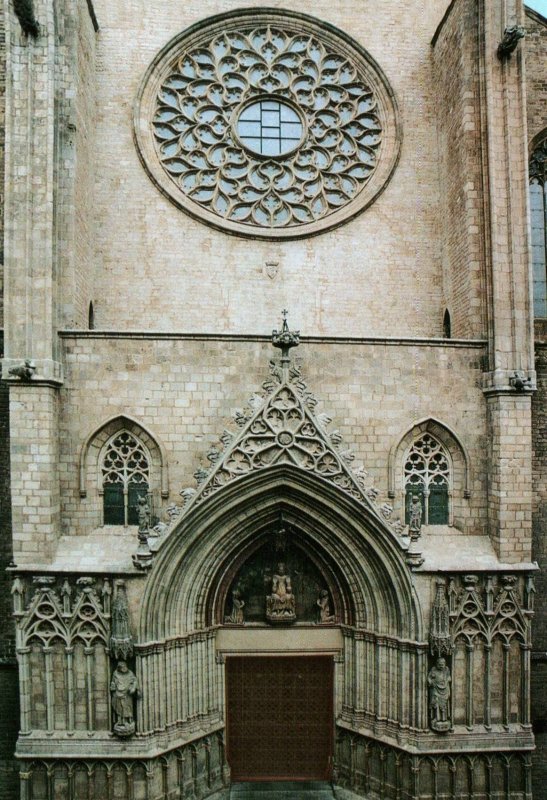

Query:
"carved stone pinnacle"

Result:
[[272, 311, 300, 380]]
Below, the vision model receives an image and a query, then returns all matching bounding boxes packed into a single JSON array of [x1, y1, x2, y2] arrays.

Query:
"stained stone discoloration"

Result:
[[0, 0, 544, 797]]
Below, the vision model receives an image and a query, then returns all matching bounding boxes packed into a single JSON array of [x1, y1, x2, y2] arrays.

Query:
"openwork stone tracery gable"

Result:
[[429, 574, 534, 733], [161, 357, 405, 543], [13, 576, 111, 650], [12, 576, 113, 736]]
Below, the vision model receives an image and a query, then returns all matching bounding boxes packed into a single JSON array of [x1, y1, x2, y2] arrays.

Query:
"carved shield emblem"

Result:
[[265, 261, 279, 279]]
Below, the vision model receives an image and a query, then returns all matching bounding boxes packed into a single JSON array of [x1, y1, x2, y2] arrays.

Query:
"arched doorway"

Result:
[[138, 466, 424, 789], [211, 519, 351, 783]]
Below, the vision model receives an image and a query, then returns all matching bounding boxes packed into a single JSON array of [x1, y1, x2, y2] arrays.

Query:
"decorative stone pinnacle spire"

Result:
[[272, 310, 300, 380]]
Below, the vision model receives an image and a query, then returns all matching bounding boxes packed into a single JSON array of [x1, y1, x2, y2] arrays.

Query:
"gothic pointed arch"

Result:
[[79, 415, 169, 500], [140, 464, 423, 643], [139, 337, 419, 639], [388, 417, 470, 527]]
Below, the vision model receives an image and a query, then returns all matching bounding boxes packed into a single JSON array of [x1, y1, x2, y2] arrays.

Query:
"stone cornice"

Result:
[[58, 329, 487, 349]]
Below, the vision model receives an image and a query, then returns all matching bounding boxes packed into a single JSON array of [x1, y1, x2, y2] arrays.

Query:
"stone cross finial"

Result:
[[272, 311, 300, 381]]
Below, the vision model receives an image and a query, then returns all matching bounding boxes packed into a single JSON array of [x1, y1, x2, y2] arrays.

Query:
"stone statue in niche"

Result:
[[317, 590, 335, 624], [428, 657, 451, 732], [225, 590, 245, 624], [111, 660, 139, 737], [408, 494, 423, 536], [266, 562, 296, 624]]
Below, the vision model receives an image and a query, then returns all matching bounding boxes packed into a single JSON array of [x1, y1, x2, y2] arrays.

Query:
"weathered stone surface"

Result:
[[0, 0, 544, 798]]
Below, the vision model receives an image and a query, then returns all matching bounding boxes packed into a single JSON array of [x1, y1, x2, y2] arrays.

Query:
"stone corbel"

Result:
[[2, 357, 64, 386]]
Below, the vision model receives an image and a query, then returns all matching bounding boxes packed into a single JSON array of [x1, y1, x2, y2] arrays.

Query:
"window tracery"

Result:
[[529, 132, 547, 317], [101, 432, 150, 525], [135, 9, 400, 239], [404, 434, 450, 525]]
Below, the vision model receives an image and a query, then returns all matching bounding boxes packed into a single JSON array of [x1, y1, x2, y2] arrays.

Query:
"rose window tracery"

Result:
[[135, 10, 400, 239]]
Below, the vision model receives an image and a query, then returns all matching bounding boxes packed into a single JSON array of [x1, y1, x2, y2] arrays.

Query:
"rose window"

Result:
[[135, 10, 400, 239]]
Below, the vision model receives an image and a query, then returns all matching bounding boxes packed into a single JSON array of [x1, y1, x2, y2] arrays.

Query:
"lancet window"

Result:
[[404, 434, 450, 524], [529, 133, 547, 317], [101, 432, 150, 525]]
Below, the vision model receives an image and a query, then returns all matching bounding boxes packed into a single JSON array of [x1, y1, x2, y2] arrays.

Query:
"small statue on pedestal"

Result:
[[428, 657, 451, 732], [317, 590, 335, 624], [136, 494, 151, 532], [266, 562, 296, 624], [408, 493, 423, 537], [225, 590, 245, 624], [110, 660, 138, 737]]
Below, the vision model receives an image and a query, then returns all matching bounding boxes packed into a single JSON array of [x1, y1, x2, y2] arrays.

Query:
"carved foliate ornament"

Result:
[[135, 9, 400, 239]]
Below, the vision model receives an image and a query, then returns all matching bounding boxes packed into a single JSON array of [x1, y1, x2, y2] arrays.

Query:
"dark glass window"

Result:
[[101, 432, 150, 525], [404, 434, 450, 525], [529, 135, 547, 317], [103, 484, 124, 525]]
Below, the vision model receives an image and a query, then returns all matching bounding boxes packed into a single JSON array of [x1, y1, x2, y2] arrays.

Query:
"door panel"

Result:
[[226, 656, 334, 782]]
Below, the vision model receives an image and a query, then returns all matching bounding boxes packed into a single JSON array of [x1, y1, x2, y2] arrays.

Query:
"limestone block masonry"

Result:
[[0, 0, 545, 798]]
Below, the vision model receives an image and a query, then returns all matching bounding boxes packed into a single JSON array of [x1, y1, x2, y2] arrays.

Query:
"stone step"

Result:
[[230, 781, 335, 799]]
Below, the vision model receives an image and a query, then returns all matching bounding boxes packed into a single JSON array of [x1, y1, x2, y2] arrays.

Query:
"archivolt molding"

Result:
[[137, 352, 425, 639], [139, 466, 423, 643], [388, 417, 471, 500], [79, 414, 169, 498]]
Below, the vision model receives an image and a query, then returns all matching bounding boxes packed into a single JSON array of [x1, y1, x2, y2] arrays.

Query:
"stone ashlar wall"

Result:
[[531, 335, 547, 796], [53, 336, 489, 549], [432, 0, 486, 341], [88, 0, 452, 338], [526, 9, 547, 795]]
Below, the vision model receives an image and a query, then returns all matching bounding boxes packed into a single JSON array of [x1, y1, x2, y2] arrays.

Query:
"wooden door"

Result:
[[226, 656, 334, 782]]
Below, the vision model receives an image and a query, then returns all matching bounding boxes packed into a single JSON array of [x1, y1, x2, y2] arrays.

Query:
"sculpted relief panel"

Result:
[[223, 526, 338, 626]]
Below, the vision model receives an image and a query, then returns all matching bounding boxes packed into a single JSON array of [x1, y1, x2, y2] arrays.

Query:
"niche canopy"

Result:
[[135, 9, 401, 239]]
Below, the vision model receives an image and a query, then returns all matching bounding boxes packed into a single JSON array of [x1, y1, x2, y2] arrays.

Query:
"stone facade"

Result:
[[0, 1, 545, 800]]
